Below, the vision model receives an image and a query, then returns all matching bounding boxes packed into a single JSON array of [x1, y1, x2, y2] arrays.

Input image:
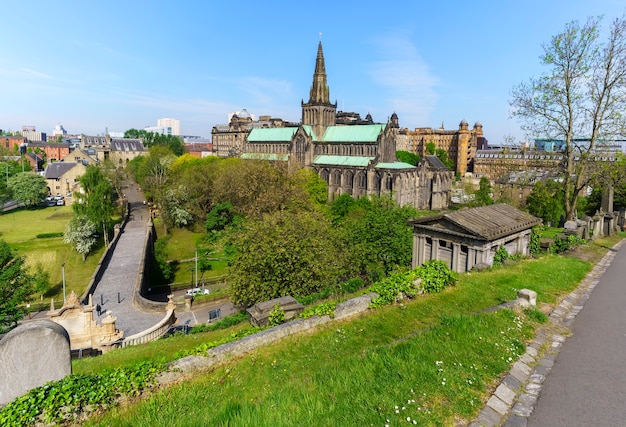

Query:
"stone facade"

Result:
[[239, 42, 454, 210], [409, 204, 542, 273], [472, 149, 562, 180], [398, 121, 486, 177], [47, 292, 123, 353], [211, 110, 297, 158]]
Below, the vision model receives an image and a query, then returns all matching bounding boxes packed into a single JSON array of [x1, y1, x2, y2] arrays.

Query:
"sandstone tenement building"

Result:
[[397, 121, 487, 177]]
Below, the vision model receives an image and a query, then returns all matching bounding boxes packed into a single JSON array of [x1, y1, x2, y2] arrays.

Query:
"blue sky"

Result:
[[2, 1, 625, 143]]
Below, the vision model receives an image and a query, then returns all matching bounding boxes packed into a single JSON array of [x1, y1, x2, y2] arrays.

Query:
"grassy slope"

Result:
[[0, 206, 105, 305], [80, 235, 624, 426]]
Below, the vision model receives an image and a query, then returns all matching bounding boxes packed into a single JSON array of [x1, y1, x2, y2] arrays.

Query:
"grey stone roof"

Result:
[[423, 155, 448, 169], [409, 204, 542, 241], [110, 138, 144, 152], [44, 162, 79, 179]]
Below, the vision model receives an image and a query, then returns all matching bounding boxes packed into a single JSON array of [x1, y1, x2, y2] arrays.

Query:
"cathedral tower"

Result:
[[302, 42, 337, 140]]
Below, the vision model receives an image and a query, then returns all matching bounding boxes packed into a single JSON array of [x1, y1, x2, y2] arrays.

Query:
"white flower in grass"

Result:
[[435, 360, 443, 365]]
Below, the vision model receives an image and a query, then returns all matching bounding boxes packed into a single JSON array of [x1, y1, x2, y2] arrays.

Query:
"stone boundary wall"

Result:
[[132, 222, 170, 313], [158, 293, 377, 385], [119, 309, 177, 348]]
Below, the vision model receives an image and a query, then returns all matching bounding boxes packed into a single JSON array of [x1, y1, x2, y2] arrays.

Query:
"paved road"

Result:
[[91, 183, 164, 336], [90, 182, 238, 336], [527, 242, 626, 426]]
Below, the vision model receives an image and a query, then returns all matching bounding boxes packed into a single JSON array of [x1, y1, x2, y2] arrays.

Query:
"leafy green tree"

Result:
[[134, 146, 176, 232], [161, 185, 194, 229], [63, 216, 98, 261], [425, 142, 436, 155], [169, 154, 221, 223], [338, 195, 418, 279], [510, 16, 626, 221], [434, 148, 454, 169], [0, 177, 12, 206], [72, 165, 116, 237], [124, 129, 185, 156], [0, 240, 34, 332], [396, 150, 420, 166], [7, 172, 47, 207], [526, 180, 566, 226], [228, 210, 349, 307], [472, 176, 494, 206]]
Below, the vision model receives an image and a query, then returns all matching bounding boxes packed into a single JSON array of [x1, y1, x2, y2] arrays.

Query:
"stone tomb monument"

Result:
[[247, 296, 304, 327], [47, 291, 123, 353], [0, 320, 71, 406]]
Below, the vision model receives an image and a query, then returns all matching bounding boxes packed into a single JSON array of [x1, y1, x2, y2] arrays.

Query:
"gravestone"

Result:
[[0, 320, 71, 406]]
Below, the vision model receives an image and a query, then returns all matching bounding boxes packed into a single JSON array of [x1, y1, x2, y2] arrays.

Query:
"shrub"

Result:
[[341, 277, 364, 294], [492, 245, 509, 267], [268, 304, 285, 326], [299, 301, 338, 319], [418, 260, 458, 293], [188, 311, 248, 334], [36, 232, 64, 239], [370, 269, 423, 307], [529, 225, 542, 256]]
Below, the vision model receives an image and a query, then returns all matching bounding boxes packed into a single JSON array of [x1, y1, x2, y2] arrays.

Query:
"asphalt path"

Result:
[[527, 242, 626, 426], [90, 182, 237, 336], [91, 183, 164, 336]]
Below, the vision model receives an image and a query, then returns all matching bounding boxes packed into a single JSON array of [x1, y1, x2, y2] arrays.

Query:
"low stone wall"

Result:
[[0, 321, 71, 407], [119, 309, 177, 348], [158, 293, 377, 385]]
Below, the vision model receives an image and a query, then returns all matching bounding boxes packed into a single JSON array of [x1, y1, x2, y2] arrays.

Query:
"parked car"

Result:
[[186, 288, 210, 296], [56, 198, 65, 206]]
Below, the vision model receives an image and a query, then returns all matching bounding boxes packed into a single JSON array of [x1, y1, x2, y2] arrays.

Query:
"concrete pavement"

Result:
[[470, 238, 626, 427], [526, 241, 626, 426]]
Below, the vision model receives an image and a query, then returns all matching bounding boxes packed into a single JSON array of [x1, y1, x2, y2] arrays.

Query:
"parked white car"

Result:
[[186, 288, 210, 296]]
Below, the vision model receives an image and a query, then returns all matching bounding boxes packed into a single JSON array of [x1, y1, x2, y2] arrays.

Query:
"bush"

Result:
[[36, 232, 64, 239], [341, 278, 364, 294], [268, 304, 285, 326], [299, 301, 338, 319], [370, 269, 423, 307], [550, 234, 586, 254], [492, 245, 509, 268], [188, 311, 248, 334], [418, 260, 458, 293], [529, 225, 542, 256]]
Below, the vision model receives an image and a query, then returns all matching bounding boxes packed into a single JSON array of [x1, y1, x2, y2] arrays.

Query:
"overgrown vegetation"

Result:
[[0, 362, 162, 427]]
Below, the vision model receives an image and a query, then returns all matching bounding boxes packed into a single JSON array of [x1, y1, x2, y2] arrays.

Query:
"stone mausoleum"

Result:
[[409, 204, 542, 273]]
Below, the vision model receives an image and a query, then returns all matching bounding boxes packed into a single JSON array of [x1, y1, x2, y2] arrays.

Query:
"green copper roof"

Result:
[[375, 162, 417, 169], [247, 127, 298, 142], [313, 155, 374, 167], [241, 153, 289, 161], [322, 124, 385, 142], [302, 125, 317, 141]]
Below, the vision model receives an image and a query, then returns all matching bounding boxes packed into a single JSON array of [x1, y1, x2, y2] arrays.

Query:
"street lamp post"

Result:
[[61, 262, 66, 303]]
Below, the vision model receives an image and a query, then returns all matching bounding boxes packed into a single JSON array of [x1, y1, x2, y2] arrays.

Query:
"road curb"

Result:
[[468, 239, 626, 427]]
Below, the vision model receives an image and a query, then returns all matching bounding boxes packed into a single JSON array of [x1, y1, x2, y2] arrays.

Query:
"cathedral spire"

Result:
[[308, 41, 330, 104]]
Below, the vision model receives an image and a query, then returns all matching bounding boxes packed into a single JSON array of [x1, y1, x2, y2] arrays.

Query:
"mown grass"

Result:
[[78, 237, 614, 426], [0, 206, 105, 305]]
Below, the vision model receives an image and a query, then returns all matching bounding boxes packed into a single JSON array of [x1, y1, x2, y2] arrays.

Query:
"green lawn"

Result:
[[76, 235, 621, 427], [0, 206, 105, 307]]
